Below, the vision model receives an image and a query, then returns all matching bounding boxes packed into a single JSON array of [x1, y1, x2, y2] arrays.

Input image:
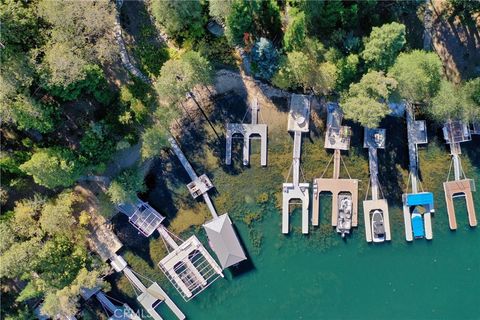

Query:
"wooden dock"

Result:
[[443, 179, 477, 229]]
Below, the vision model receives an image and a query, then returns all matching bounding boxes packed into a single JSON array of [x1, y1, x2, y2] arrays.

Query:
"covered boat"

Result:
[[411, 209, 425, 239]]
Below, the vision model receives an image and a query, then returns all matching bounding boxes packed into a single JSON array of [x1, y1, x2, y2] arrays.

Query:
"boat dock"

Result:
[[282, 94, 311, 234], [312, 103, 358, 237], [442, 120, 477, 229], [225, 98, 268, 166], [88, 224, 185, 320], [403, 102, 433, 241], [362, 128, 391, 242], [169, 137, 247, 268]]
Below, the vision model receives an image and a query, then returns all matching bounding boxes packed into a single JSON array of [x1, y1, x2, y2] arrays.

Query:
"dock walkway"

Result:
[[282, 94, 311, 234], [403, 103, 433, 241]]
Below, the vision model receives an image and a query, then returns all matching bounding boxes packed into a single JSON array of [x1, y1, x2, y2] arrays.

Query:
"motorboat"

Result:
[[371, 210, 385, 243], [336, 193, 352, 237]]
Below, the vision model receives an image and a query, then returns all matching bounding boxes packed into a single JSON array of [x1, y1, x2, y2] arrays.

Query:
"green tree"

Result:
[[388, 50, 443, 104], [39, 192, 79, 238], [284, 8, 306, 51], [340, 71, 397, 128], [37, 0, 116, 87], [209, 0, 234, 24], [0, 0, 42, 51], [141, 126, 170, 159], [225, 0, 281, 46], [0, 237, 42, 279], [361, 22, 406, 71], [156, 52, 219, 138], [335, 53, 360, 92], [151, 0, 204, 43], [19, 148, 83, 189], [107, 166, 146, 205], [273, 51, 337, 95], [430, 78, 480, 123]]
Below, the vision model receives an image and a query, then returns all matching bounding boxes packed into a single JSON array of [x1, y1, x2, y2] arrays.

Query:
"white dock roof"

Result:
[[203, 214, 247, 268]]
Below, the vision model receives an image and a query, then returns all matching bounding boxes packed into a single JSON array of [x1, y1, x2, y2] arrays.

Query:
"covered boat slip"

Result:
[[157, 227, 224, 301], [282, 94, 311, 234], [403, 102, 433, 241], [203, 213, 247, 269], [362, 128, 391, 242], [402, 192, 434, 241], [225, 98, 268, 166]]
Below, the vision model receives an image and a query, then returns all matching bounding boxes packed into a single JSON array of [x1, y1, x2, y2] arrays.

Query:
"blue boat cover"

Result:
[[412, 215, 425, 238], [406, 192, 434, 207]]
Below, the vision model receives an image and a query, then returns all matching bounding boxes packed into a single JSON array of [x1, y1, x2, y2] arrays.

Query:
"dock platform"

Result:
[[443, 179, 477, 229], [225, 98, 268, 166], [282, 94, 311, 234]]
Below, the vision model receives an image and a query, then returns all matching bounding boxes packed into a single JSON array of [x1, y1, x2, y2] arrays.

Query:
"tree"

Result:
[[272, 51, 337, 95], [340, 71, 397, 128], [37, 0, 116, 87], [209, 0, 234, 24], [141, 126, 170, 159], [361, 22, 406, 71], [335, 54, 360, 92], [39, 192, 79, 238], [19, 148, 83, 189], [0, 237, 42, 279], [0, 0, 42, 51], [155, 52, 219, 138], [151, 0, 204, 42], [430, 78, 480, 123], [107, 166, 146, 205], [225, 0, 281, 46], [283, 8, 306, 52], [251, 38, 279, 80], [388, 50, 442, 103]]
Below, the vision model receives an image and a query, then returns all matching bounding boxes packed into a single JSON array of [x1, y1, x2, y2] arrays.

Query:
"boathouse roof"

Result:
[[203, 213, 247, 269]]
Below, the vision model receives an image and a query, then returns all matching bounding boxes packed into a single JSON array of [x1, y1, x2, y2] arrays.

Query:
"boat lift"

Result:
[[168, 136, 247, 269], [225, 97, 268, 166], [312, 103, 358, 238], [282, 94, 311, 234], [402, 102, 434, 241], [362, 128, 391, 242], [442, 120, 477, 229]]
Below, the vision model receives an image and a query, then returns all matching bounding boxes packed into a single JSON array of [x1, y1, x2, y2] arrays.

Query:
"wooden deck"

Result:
[[443, 179, 477, 229], [312, 178, 359, 227]]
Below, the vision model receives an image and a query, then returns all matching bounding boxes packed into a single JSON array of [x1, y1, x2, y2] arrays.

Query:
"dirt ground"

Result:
[[429, 0, 480, 82]]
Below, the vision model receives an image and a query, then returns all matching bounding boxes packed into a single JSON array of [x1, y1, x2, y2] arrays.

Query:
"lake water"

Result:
[[151, 133, 479, 319]]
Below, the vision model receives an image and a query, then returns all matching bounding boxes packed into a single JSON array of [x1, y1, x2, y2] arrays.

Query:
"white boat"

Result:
[[371, 210, 385, 243], [336, 194, 352, 237]]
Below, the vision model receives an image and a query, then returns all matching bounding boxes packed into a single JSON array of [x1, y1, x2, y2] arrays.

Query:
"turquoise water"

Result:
[[157, 150, 480, 320]]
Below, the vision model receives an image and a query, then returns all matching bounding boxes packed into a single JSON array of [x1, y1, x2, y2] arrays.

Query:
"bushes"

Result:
[[44, 65, 113, 105]]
